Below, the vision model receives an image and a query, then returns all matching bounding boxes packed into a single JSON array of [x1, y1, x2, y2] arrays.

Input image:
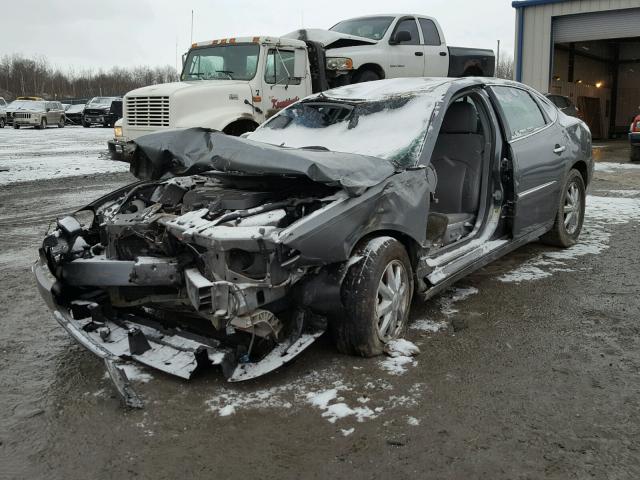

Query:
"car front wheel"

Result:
[[0, 118, 5, 128], [39, 118, 47, 129], [541, 168, 586, 248], [333, 237, 413, 357], [58, 117, 65, 128]]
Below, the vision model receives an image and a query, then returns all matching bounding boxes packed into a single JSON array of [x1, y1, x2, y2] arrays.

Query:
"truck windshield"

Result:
[[181, 44, 260, 81], [330, 16, 394, 40], [88, 97, 113, 106], [249, 95, 436, 167]]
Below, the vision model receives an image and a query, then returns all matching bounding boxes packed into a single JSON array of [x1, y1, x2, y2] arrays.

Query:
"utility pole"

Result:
[[496, 40, 501, 73], [190, 10, 194, 45]]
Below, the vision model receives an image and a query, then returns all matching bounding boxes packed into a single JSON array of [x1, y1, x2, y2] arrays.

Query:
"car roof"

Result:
[[317, 77, 525, 102]]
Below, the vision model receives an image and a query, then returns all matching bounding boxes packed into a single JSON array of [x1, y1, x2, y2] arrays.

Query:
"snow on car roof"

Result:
[[318, 77, 455, 101]]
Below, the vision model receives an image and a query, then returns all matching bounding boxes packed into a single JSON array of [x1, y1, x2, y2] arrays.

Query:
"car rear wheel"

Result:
[[631, 146, 640, 162], [58, 117, 65, 128], [333, 237, 413, 357], [39, 118, 47, 130], [541, 169, 586, 248]]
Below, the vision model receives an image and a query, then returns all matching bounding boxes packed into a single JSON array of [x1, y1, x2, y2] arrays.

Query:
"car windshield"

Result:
[[248, 94, 436, 167], [330, 16, 394, 40], [181, 44, 260, 81], [9, 100, 45, 111], [88, 97, 113, 106]]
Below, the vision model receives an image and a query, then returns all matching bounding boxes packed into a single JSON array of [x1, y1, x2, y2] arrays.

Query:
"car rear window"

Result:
[[492, 86, 547, 139]]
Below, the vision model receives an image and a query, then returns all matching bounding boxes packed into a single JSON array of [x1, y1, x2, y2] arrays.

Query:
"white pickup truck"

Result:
[[109, 14, 494, 159]]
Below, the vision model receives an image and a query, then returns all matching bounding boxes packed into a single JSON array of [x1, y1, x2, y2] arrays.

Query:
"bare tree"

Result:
[[495, 55, 514, 80], [0, 54, 179, 100]]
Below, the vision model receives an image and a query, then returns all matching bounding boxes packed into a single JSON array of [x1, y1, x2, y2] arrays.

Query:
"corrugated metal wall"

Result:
[[515, 0, 640, 91]]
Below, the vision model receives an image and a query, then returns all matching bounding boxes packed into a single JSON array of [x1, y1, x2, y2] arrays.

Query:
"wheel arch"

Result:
[[354, 63, 386, 80], [570, 160, 589, 186], [222, 118, 259, 136], [350, 229, 421, 271]]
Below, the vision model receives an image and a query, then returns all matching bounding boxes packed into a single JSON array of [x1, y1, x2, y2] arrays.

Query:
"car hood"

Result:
[[126, 80, 250, 98], [283, 28, 377, 49], [129, 128, 396, 197]]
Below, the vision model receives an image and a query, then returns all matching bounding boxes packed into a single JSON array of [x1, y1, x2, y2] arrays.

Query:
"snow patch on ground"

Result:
[[0, 127, 129, 185], [407, 416, 421, 426], [440, 287, 479, 316], [120, 364, 153, 383], [379, 355, 417, 375], [410, 319, 449, 332], [594, 162, 640, 173], [385, 339, 420, 357], [499, 195, 640, 283], [602, 189, 640, 197]]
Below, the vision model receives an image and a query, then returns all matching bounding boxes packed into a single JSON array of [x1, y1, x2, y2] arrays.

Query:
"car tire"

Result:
[[82, 120, 90, 128], [39, 118, 47, 130], [0, 118, 5, 128], [540, 168, 586, 248], [631, 146, 640, 162], [353, 69, 380, 84], [13, 122, 19, 129], [58, 117, 65, 128], [333, 237, 414, 357]]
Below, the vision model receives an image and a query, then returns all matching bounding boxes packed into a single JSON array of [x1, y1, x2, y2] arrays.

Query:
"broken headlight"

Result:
[[326, 57, 353, 71]]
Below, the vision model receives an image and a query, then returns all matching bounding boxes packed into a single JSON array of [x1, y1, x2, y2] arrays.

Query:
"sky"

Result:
[[2, 0, 516, 72]]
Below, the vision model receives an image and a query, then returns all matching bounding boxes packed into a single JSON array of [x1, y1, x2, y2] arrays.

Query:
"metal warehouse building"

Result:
[[513, 0, 640, 138]]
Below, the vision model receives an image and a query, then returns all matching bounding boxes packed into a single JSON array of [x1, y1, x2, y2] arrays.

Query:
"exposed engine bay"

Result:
[[38, 171, 349, 400]]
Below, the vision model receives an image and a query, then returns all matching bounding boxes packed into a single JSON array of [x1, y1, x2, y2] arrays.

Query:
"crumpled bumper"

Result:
[[33, 256, 323, 407]]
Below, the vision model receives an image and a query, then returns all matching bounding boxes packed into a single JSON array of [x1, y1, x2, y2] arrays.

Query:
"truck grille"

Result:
[[14, 113, 31, 119], [125, 96, 170, 127]]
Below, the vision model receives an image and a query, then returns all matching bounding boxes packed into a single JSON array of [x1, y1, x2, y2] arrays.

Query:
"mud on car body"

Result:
[[34, 77, 593, 406]]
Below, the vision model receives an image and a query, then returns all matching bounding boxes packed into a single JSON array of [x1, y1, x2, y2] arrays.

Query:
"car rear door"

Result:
[[417, 18, 449, 76], [489, 85, 565, 238], [386, 17, 425, 78]]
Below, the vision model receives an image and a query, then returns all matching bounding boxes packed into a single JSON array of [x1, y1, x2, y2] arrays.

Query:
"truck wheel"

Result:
[[58, 117, 65, 128], [540, 169, 586, 248], [13, 122, 20, 129], [353, 69, 380, 83], [631, 146, 640, 162], [333, 237, 413, 357]]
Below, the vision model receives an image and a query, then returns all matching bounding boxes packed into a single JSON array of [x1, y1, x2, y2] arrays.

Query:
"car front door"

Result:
[[418, 18, 449, 76], [489, 85, 565, 238], [262, 48, 308, 118], [386, 17, 424, 79]]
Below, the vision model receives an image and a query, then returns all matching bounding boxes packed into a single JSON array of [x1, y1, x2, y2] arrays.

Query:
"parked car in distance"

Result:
[[545, 93, 581, 119], [16, 96, 44, 101], [34, 77, 593, 404], [65, 103, 85, 125], [0, 97, 7, 128], [12, 100, 65, 129], [83, 96, 122, 127], [630, 110, 640, 162]]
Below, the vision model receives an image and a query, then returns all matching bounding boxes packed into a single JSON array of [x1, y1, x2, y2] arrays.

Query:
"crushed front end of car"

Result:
[[34, 128, 430, 406]]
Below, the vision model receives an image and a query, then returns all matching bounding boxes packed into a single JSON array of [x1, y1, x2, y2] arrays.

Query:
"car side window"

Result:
[[394, 18, 420, 45], [491, 86, 547, 139], [418, 19, 441, 46], [264, 49, 301, 85], [534, 93, 558, 122]]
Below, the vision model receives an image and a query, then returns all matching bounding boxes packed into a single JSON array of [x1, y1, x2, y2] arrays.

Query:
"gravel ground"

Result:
[[0, 130, 639, 479]]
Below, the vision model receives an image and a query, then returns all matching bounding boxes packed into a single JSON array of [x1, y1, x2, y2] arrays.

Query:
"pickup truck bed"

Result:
[[448, 46, 495, 77]]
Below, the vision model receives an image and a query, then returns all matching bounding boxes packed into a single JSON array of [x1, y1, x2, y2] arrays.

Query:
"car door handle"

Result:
[[415, 51, 424, 56], [439, 51, 447, 56], [553, 144, 566, 154]]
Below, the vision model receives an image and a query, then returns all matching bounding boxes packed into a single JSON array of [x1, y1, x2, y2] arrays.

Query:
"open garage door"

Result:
[[553, 8, 640, 43]]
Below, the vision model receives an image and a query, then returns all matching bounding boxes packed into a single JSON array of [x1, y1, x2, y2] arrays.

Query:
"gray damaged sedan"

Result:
[[34, 78, 593, 406]]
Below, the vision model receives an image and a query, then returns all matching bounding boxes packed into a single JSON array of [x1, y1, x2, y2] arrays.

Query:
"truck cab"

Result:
[[121, 37, 312, 143]]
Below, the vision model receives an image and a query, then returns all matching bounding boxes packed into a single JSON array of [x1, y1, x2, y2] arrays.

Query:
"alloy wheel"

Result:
[[375, 259, 410, 342], [563, 182, 581, 235]]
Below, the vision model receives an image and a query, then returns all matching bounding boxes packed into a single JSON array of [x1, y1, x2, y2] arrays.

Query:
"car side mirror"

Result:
[[390, 30, 412, 44], [46, 108, 51, 112], [293, 48, 306, 79]]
